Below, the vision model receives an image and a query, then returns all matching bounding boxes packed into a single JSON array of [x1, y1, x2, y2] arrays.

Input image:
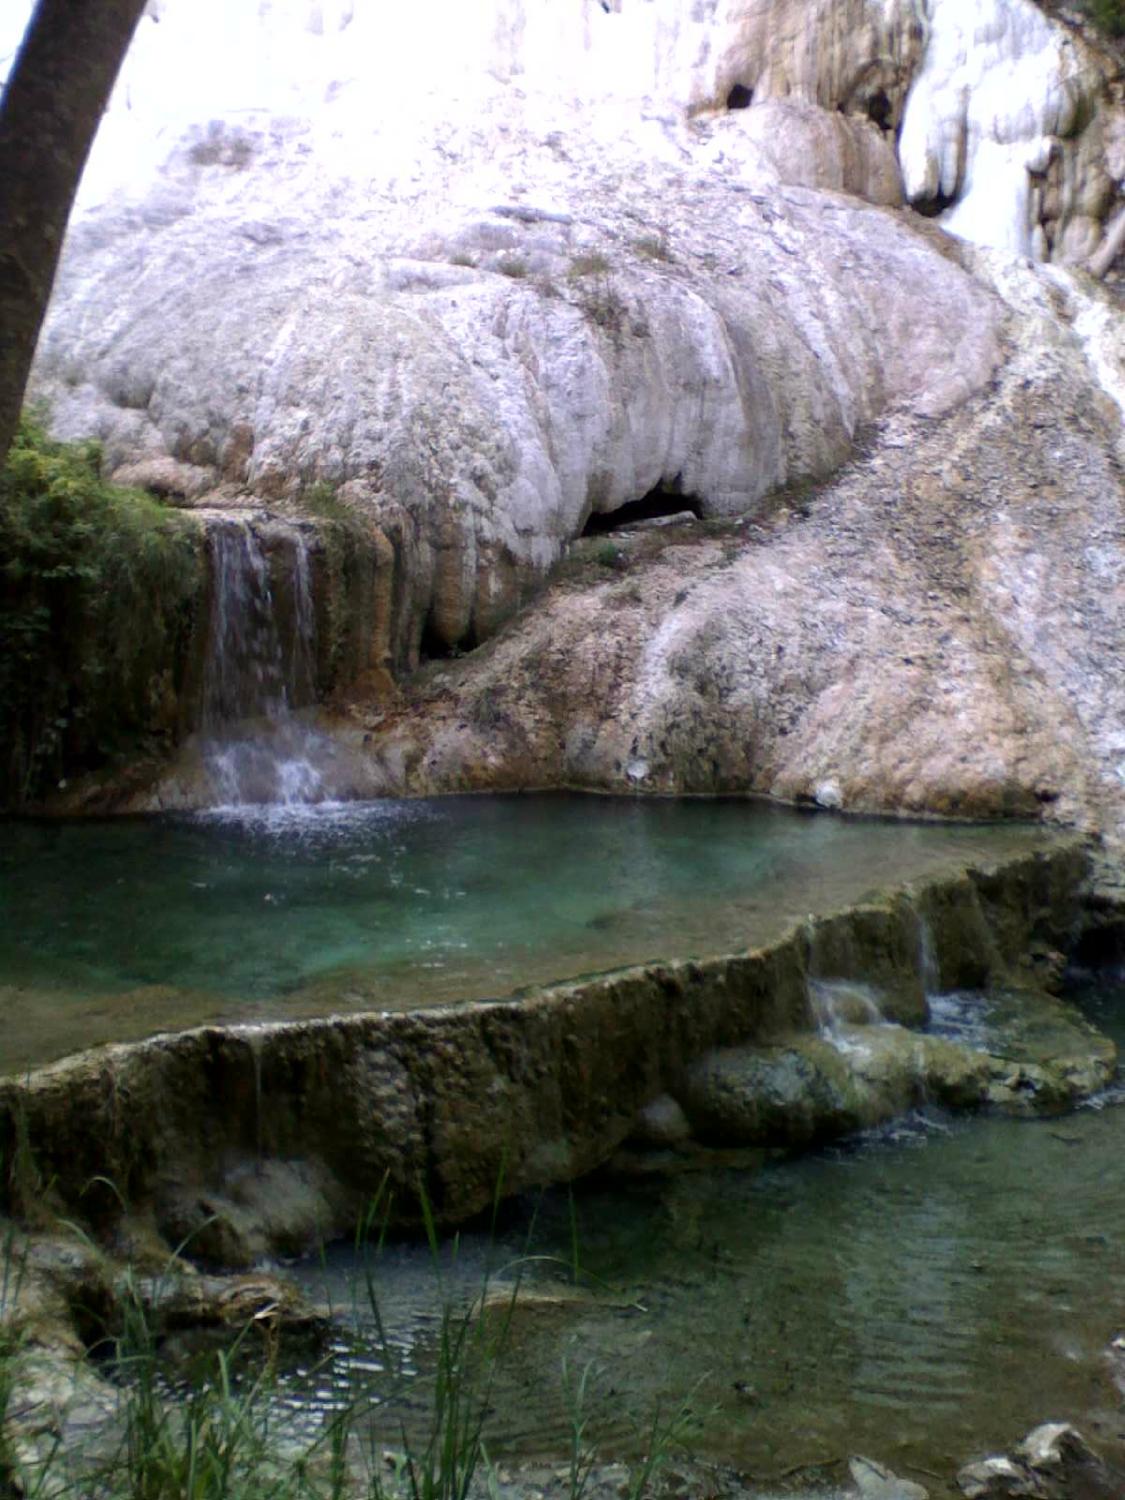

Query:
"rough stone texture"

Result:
[[850, 1455, 930, 1500], [296, 255, 1125, 847], [676, 987, 1115, 1148], [958, 1421, 1125, 1498], [0, 842, 1094, 1260], [17, 0, 1122, 829], [0, 1226, 327, 1484], [33, 128, 1002, 673]]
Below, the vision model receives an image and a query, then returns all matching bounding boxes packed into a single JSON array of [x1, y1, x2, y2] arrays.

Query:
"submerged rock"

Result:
[[850, 1455, 929, 1500], [958, 1421, 1125, 1498], [673, 985, 1115, 1149]]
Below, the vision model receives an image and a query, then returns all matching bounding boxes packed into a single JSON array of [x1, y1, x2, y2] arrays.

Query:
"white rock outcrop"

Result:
[[6, 0, 1124, 828], [20, 0, 1019, 662], [898, 0, 1122, 263]]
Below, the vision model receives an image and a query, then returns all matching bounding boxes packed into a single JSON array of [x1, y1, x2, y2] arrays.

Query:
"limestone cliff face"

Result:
[[13, 0, 1125, 825], [342, 254, 1125, 842]]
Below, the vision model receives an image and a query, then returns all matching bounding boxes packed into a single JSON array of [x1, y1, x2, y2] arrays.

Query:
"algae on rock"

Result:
[[0, 418, 204, 808]]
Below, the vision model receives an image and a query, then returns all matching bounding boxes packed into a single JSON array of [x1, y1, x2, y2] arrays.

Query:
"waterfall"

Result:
[[203, 518, 290, 727], [917, 914, 941, 998], [198, 515, 328, 807], [808, 977, 888, 1054]]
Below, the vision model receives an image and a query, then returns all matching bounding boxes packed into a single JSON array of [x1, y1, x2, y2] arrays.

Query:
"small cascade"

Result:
[[809, 977, 889, 1053], [203, 518, 285, 726], [197, 514, 328, 808], [917, 913, 941, 998]]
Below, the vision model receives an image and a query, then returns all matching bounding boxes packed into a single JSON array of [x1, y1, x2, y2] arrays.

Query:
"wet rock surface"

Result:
[[0, 840, 1096, 1255], [958, 1421, 1125, 1498], [673, 988, 1116, 1151]]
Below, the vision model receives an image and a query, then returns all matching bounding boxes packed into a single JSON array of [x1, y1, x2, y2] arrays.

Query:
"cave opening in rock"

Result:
[[726, 83, 754, 111], [582, 484, 704, 536], [911, 188, 958, 219], [420, 615, 477, 662], [865, 90, 893, 132]]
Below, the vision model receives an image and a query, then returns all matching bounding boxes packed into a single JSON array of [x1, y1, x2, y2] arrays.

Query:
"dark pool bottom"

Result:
[[279, 976, 1125, 1499]]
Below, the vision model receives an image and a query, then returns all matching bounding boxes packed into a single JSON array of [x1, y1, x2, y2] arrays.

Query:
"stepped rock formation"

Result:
[[9, 0, 1125, 827]]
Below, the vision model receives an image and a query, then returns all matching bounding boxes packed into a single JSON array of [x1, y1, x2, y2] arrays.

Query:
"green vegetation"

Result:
[[630, 235, 672, 264], [567, 252, 611, 280], [594, 541, 624, 569], [0, 417, 204, 807], [497, 256, 530, 279], [0, 1180, 702, 1500], [1084, 0, 1125, 34]]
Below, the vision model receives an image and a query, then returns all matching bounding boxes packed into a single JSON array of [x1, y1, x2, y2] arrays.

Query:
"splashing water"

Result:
[[808, 977, 889, 1056], [199, 515, 327, 807]]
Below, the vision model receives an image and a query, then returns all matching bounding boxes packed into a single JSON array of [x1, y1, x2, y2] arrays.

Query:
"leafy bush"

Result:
[[568, 252, 612, 279], [0, 418, 204, 807], [1080, 0, 1125, 35]]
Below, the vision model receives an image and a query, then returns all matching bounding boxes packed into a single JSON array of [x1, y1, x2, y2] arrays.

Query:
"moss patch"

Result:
[[0, 417, 204, 808]]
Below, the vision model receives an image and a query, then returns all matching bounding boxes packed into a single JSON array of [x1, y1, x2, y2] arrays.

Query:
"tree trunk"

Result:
[[0, 0, 149, 465]]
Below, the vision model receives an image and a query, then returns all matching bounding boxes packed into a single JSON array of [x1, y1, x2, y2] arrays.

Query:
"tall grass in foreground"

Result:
[[0, 1185, 701, 1500]]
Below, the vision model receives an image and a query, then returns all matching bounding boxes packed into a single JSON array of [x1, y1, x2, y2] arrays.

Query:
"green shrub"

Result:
[[1079, 0, 1125, 35], [594, 541, 624, 569], [0, 417, 204, 807], [497, 256, 529, 279], [568, 252, 612, 279], [631, 234, 673, 263]]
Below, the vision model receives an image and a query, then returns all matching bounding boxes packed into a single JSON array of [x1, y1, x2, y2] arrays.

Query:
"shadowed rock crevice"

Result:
[[580, 484, 703, 535]]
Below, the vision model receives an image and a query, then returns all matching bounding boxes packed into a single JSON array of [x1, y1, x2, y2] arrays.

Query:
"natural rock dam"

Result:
[[0, 811, 1103, 1263]]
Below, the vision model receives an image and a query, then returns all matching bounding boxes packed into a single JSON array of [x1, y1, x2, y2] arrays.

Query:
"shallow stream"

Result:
[[0, 796, 1054, 1071], [279, 977, 1125, 1499]]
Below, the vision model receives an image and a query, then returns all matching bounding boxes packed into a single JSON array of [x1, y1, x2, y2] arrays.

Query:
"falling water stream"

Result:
[[198, 515, 327, 806]]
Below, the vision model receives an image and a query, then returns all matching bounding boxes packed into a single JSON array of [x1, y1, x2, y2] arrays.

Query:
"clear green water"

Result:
[[282, 976, 1125, 1499], [0, 796, 1052, 1072]]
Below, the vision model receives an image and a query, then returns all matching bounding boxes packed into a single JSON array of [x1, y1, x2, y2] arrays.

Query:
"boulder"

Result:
[[958, 1422, 1125, 1499]]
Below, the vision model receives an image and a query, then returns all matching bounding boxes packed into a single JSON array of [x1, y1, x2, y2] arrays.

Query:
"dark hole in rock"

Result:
[[420, 615, 477, 662], [1069, 921, 1125, 971], [912, 188, 958, 219], [726, 83, 754, 111], [582, 485, 704, 536], [866, 90, 893, 132]]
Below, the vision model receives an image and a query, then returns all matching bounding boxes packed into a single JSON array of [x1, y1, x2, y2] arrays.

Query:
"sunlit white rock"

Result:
[[898, 0, 1110, 260]]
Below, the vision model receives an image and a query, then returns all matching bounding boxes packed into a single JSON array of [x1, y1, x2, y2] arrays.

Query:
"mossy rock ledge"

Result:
[[0, 837, 1108, 1269]]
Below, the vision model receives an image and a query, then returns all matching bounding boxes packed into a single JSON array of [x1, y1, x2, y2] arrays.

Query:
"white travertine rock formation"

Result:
[[898, 0, 1122, 264], [300, 258, 1125, 844], [26, 0, 1019, 665], [5, 0, 1124, 829]]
